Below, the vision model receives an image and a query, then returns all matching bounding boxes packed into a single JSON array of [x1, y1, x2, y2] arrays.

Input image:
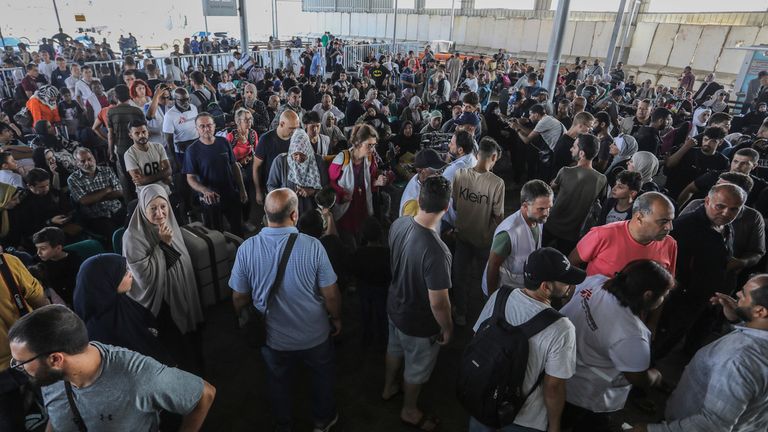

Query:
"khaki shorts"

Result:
[[387, 320, 441, 385]]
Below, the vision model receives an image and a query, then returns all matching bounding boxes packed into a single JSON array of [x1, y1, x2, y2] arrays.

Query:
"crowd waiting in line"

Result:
[[1, 28, 768, 432]]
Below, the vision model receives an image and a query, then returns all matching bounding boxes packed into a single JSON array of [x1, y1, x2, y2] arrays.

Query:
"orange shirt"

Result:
[[26, 97, 61, 125]]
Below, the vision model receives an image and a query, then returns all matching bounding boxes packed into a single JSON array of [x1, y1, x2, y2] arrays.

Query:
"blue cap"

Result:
[[455, 112, 480, 127]]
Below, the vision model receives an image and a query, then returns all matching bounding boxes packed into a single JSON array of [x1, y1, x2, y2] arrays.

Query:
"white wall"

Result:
[[303, 10, 768, 84]]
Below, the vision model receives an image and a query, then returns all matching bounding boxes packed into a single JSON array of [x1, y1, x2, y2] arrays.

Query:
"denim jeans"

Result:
[[260, 337, 337, 428], [469, 416, 543, 432]]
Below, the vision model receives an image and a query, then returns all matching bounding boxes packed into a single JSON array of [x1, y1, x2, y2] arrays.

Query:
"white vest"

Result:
[[481, 210, 542, 295]]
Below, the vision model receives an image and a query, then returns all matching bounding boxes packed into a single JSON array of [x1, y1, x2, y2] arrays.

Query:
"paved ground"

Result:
[[198, 157, 691, 431]]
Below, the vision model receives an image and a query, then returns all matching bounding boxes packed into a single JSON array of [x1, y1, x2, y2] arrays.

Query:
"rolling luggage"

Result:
[[181, 222, 243, 308]]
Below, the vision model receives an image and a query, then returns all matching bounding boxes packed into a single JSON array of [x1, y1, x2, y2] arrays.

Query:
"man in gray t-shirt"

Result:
[[545, 133, 607, 253], [8, 305, 216, 432], [384, 176, 454, 430]]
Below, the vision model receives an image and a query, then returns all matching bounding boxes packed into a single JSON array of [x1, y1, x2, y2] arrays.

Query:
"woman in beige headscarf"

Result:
[[124, 184, 204, 370], [0, 182, 20, 240]]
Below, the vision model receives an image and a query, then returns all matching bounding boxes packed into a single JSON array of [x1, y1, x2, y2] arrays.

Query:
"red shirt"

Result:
[[576, 221, 677, 277]]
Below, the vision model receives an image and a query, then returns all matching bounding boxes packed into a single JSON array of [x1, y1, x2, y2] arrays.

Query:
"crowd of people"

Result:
[[1, 28, 768, 432]]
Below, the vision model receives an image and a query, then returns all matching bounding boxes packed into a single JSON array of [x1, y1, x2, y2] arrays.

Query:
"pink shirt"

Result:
[[576, 221, 677, 277]]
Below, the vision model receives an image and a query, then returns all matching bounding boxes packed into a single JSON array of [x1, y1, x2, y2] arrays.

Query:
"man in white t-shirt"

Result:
[[469, 247, 585, 432], [162, 88, 199, 168], [74, 65, 95, 108], [560, 260, 674, 431], [124, 120, 172, 196]]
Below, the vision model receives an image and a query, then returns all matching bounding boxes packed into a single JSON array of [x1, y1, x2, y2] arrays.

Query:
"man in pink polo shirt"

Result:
[[569, 192, 677, 277]]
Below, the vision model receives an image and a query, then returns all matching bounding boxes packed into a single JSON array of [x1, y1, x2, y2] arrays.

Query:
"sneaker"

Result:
[[313, 413, 339, 432]]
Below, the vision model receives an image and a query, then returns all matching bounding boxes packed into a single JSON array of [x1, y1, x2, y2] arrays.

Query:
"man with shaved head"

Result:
[[230, 188, 341, 431], [654, 183, 747, 360], [253, 110, 301, 205]]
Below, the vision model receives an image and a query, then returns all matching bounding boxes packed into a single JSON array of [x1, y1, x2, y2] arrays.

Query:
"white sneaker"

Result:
[[312, 413, 338, 432]]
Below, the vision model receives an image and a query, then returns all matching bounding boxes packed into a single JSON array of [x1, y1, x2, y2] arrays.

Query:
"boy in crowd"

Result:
[[598, 171, 642, 226], [32, 227, 81, 305]]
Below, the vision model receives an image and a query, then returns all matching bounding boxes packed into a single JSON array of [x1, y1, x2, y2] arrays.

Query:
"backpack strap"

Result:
[[64, 381, 88, 432], [519, 307, 563, 339], [491, 285, 514, 321], [518, 307, 564, 400], [342, 149, 350, 168]]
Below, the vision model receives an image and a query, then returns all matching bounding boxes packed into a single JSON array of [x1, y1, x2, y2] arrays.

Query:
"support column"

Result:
[[392, 0, 399, 50], [272, 0, 279, 39], [617, 0, 640, 66], [238, 0, 249, 54], [449, 0, 457, 42], [605, 0, 628, 70], [542, 0, 570, 104]]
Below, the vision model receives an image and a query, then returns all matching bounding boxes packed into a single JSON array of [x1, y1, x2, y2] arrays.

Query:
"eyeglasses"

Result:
[[10, 351, 54, 371]]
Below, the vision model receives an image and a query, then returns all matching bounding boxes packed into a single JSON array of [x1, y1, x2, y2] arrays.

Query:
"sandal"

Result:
[[401, 414, 440, 431], [381, 387, 402, 401]]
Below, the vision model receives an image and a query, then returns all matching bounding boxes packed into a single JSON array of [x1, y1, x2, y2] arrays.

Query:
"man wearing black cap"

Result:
[[399, 149, 447, 217], [469, 247, 584, 432]]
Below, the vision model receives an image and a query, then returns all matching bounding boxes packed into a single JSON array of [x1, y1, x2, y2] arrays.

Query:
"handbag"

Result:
[[238, 233, 298, 348]]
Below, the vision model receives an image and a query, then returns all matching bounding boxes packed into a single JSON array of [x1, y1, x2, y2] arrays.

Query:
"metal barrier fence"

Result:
[[0, 41, 423, 100], [1, 67, 24, 99]]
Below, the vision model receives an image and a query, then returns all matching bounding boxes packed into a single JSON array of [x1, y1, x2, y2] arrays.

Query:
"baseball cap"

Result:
[[429, 110, 443, 119], [455, 112, 480, 127], [523, 247, 586, 289], [414, 149, 447, 170]]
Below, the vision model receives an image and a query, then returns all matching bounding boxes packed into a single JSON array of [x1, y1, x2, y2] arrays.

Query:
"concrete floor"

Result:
[[198, 155, 689, 431]]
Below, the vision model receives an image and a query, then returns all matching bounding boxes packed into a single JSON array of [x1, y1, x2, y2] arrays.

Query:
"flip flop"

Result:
[[401, 414, 440, 431]]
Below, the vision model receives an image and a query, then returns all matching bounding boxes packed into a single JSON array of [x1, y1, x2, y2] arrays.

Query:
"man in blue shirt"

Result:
[[184, 113, 247, 237], [230, 188, 341, 432]]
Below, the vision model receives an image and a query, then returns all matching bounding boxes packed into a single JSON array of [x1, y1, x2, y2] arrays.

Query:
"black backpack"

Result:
[[193, 89, 226, 129], [456, 286, 563, 428]]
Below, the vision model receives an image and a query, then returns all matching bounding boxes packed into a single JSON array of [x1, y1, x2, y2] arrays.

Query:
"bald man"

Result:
[[253, 111, 301, 205], [230, 188, 341, 430], [654, 183, 746, 361]]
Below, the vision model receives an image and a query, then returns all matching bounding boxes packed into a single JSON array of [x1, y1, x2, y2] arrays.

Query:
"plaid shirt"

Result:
[[67, 166, 123, 219]]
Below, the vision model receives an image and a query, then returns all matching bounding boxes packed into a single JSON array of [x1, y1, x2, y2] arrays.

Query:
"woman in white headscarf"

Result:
[[321, 110, 345, 151], [400, 95, 424, 130], [267, 128, 329, 214], [690, 107, 712, 137], [628, 151, 661, 193], [124, 184, 204, 370], [606, 134, 639, 186], [702, 89, 729, 113]]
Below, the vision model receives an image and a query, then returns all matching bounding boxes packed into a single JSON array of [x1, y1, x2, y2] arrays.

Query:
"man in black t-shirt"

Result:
[[384, 176, 453, 431], [32, 227, 82, 305], [678, 147, 766, 207], [665, 126, 730, 200], [634, 107, 671, 155], [184, 113, 247, 237], [253, 110, 301, 205], [370, 56, 391, 92]]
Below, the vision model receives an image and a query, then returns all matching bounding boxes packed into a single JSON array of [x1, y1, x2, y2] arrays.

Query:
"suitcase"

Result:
[[181, 222, 243, 308]]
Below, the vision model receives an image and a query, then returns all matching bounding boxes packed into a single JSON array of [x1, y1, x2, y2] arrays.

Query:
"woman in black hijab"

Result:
[[73, 253, 173, 365], [390, 121, 421, 180]]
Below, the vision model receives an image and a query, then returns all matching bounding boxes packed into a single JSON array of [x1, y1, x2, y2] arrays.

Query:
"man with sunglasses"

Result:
[[8, 305, 216, 432], [0, 252, 49, 430], [162, 87, 199, 169]]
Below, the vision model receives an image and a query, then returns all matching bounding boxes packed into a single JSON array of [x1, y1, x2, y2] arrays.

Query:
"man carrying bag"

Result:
[[230, 188, 342, 432]]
